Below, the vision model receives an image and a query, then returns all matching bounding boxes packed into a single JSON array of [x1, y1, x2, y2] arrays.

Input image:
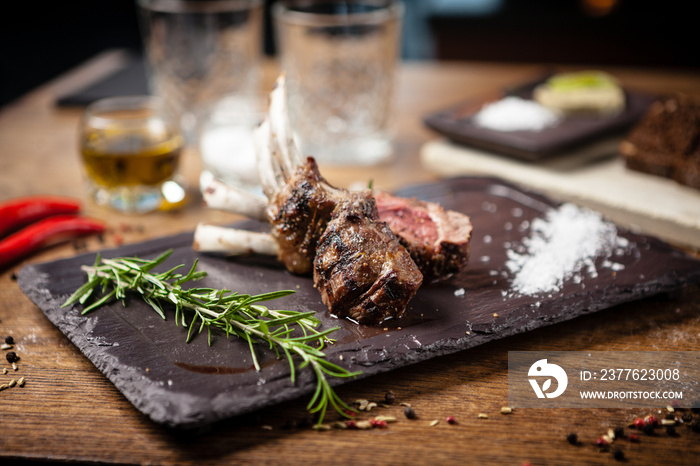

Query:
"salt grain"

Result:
[[602, 260, 625, 272], [482, 201, 497, 213], [505, 203, 630, 296], [473, 96, 561, 132]]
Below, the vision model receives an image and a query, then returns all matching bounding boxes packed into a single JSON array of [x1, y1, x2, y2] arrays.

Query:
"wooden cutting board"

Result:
[[421, 138, 700, 250]]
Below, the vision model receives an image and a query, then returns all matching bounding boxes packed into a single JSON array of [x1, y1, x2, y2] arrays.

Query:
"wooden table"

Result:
[[1, 50, 700, 464]]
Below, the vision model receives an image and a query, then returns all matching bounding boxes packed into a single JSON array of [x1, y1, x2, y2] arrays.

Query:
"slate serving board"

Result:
[[423, 76, 656, 161], [18, 177, 700, 429]]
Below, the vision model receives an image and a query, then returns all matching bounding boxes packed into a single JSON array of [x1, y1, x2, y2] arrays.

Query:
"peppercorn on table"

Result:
[[1, 49, 700, 465]]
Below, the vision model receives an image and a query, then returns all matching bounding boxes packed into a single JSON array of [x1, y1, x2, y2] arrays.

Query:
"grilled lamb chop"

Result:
[[265, 157, 422, 323], [266, 157, 337, 275], [314, 194, 423, 324]]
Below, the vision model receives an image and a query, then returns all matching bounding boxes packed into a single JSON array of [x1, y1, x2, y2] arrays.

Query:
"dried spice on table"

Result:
[[566, 409, 700, 462]]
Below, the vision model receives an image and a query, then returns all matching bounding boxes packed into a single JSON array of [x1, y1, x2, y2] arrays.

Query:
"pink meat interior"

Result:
[[376, 194, 439, 247]]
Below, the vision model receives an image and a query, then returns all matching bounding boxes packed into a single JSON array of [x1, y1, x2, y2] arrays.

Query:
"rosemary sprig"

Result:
[[62, 249, 360, 424]]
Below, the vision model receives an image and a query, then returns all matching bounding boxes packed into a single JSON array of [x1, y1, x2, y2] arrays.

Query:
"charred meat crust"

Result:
[[409, 238, 471, 282], [313, 194, 423, 325], [267, 158, 337, 274]]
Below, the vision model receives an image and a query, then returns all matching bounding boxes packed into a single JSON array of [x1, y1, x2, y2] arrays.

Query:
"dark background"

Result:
[[1, 0, 697, 107]]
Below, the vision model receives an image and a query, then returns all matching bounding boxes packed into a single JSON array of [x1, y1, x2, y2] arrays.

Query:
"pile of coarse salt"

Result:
[[473, 96, 561, 132], [505, 203, 629, 296]]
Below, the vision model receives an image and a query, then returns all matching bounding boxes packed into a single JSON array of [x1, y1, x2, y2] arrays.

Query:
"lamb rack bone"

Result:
[[201, 178, 267, 222], [253, 74, 305, 199], [193, 224, 279, 256]]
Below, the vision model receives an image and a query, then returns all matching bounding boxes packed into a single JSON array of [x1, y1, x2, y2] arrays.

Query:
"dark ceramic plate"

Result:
[[18, 178, 700, 429], [423, 76, 656, 161]]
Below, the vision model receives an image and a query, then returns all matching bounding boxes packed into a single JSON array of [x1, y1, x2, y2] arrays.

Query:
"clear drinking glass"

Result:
[[137, 0, 263, 141], [79, 96, 186, 213], [273, 0, 403, 166], [198, 93, 267, 195]]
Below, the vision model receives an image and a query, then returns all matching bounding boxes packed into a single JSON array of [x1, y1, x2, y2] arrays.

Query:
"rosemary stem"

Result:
[[71, 252, 359, 425]]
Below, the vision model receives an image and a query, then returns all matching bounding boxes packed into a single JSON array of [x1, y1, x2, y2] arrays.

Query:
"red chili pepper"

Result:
[[0, 196, 81, 238], [0, 215, 105, 268]]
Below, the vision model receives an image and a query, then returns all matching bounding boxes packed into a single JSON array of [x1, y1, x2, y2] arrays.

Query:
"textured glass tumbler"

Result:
[[273, 0, 403, 165], [137, 0, 263, 141], [79, 96, 186, 213]]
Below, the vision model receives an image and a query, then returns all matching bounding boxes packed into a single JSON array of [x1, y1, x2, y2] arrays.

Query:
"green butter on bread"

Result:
[[533, 71, 625, 116]]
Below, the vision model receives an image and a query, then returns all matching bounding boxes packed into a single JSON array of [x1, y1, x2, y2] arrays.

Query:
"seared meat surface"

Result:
[[313, 193, 423, 324], [375, 191, 473, 282], [267, 158, 338, 274]]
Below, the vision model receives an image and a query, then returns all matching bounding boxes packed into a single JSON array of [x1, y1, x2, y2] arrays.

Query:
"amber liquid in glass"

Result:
[[80, 98, 186, 213], [81, 131, 182, 188]]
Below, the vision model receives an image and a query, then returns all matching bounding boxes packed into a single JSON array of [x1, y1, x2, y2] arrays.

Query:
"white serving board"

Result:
[[420, 137, 700, 250]]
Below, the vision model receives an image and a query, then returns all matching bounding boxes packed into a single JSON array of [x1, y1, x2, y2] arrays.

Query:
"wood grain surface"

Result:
[[1, 50, 700, 465]]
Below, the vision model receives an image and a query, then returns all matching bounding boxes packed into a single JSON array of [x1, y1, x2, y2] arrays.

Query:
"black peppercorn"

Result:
[[665, 413, 676, 420], [5, 351, 19, 363], [404, 406, 417, 420], [566, 433, 579, 445], [643, 423, 655, 435], [612, 449, 625, 461], [4, 335, 13, 345], [681, 413, 694, 423], [282, 419, 298, 430], [613, 427, 625, 439], [297, 417, 313, 429], [384, 390, 396, 404], [691, 420, 700, 433], [666, 426, 678, 436]]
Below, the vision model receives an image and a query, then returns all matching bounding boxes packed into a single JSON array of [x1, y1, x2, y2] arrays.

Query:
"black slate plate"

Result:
[[423, 76, 656, 161], [17, 177, 700, 429]]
